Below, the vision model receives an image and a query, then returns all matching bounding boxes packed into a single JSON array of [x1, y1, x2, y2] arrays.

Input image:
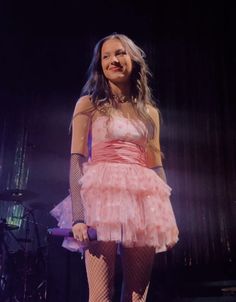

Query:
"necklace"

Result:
[[112, 94, 129, 103]]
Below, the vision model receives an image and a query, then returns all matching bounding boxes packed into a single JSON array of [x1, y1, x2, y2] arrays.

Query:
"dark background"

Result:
[[0, 1, 236, 301]]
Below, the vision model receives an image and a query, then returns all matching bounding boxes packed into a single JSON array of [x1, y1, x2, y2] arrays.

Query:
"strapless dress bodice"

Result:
[[91, 115, 148, 147]]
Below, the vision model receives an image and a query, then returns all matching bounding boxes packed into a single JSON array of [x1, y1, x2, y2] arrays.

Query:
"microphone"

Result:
[[47, 227, 97, 241]]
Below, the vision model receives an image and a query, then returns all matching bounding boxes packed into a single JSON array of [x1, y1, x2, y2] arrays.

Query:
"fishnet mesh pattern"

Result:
[[152, 166, 167, 183], [84, 243, 155, 302], [69, 153, 85, 222], [120, 246, 155, 302], [85, 242, 117, 302]]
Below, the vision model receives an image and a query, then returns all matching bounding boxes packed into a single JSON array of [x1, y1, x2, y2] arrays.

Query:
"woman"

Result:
[[51, 33, 179, 302]]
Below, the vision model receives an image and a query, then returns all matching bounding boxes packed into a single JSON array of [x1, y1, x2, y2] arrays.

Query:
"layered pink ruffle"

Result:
[[50, 195, 86, 252], [79, 161, 179, 253]]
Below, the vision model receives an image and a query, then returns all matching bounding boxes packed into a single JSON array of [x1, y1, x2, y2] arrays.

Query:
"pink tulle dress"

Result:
[[50, 114, 179, 253]]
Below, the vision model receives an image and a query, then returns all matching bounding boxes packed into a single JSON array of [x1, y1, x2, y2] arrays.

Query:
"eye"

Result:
[[102, 54, 110, 60], [116, 50, 126, 56]]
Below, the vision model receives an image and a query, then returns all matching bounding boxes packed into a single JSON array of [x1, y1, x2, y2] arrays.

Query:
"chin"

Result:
[[109, 75, 129, 84]]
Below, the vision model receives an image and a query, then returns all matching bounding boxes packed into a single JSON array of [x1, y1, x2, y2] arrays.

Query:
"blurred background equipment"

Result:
[[0, 189, 47, 302]]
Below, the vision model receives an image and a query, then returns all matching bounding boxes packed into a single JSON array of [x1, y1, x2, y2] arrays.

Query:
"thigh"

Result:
[[120, 245, 155, 302], [85, 241, 117, 302]]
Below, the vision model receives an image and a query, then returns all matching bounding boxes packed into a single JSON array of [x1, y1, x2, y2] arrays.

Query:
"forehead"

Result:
[[101, 38, 125, 53]]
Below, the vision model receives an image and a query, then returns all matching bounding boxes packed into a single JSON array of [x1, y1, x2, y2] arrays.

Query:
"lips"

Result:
[[109, 66, 123, 72]]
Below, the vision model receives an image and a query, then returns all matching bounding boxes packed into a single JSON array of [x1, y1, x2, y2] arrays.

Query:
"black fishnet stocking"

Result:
[[120, 246, 155, 302], [85, 241, 117, 302]]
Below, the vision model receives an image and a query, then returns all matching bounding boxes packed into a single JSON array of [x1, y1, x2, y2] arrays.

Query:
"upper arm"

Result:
[[146, 105, 163, 168], [70, 96, 94, 156]]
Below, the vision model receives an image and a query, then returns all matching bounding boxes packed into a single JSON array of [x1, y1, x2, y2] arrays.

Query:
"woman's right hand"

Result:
[[72, 222, 89, 242]]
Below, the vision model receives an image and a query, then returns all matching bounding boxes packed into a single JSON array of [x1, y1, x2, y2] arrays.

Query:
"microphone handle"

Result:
[[47, 227, 97, 241]]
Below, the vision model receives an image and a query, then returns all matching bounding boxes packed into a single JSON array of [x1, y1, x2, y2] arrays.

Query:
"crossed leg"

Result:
[[120, 245, 155, 302], [85, 241, 117, 302]]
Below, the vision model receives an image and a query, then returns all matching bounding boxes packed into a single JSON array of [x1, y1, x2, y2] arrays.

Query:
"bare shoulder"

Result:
[[73, 95, 95, 115], [146, 104, 159, 121]]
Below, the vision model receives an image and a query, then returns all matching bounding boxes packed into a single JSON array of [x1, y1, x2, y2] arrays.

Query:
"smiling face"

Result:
[[101, 38, 133, 86]]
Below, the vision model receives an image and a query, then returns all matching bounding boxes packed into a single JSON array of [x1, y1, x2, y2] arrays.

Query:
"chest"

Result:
[[91, 116, 147, 145]]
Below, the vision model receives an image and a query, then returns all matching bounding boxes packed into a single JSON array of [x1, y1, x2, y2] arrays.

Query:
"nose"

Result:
[[110, 55, 119, 64]]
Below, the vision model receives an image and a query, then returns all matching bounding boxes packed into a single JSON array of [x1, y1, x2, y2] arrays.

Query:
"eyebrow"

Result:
[[102, 48, 125, 55]]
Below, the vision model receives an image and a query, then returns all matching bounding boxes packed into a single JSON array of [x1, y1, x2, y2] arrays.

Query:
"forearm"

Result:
[[69, 154, 87, 224]]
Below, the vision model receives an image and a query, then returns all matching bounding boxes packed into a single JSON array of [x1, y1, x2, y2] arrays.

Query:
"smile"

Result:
[[109, 67, 123, 72]]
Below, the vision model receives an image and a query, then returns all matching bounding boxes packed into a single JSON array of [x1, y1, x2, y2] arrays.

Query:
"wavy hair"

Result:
[[80, 33, 158, 138]]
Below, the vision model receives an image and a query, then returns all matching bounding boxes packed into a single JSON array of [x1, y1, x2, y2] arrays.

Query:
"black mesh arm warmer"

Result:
[[69, 96, 94, 224], [70, 153, 87, 224], [152, 166, 167, 183]]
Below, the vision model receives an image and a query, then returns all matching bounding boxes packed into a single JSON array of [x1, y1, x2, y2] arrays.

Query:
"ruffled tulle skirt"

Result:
[[50, 162, 179, 253]]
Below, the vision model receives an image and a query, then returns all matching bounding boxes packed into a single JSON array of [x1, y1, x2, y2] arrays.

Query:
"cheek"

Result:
[[126, 60, 133, 73], [101, 62, 109, 77], [102, 68, 109, 78], [123, 56, 132, 68], [101, 61, 106, 72]]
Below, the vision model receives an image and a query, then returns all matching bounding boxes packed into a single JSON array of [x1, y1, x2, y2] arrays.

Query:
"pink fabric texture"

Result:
[[50, 195, 85, 252], [50, 116, 179, 253]]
